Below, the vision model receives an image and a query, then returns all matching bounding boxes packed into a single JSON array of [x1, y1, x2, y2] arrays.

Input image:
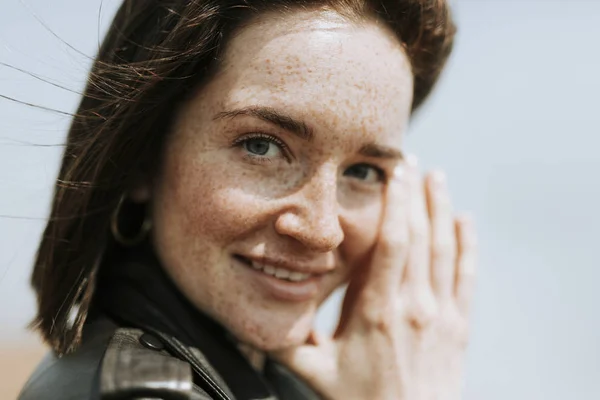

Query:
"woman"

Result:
[[19, 0, 476, 399]]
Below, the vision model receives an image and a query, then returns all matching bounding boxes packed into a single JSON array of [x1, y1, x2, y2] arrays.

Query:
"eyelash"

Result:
[[232, 132, 291, 163], [345, 163, 387, 184]]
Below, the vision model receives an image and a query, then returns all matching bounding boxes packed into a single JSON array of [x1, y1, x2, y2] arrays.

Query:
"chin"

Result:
[[226, 311, 316, 352], [247, 330, 311, 352]]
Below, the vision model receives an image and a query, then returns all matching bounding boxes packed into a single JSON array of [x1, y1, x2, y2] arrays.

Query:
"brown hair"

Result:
[[31, 0, 456, 354]]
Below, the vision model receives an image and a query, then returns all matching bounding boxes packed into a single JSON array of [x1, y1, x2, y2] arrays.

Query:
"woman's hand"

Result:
[[272, 155, 478, 400]]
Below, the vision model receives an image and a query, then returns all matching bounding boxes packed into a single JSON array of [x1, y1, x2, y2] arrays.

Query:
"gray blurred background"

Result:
[[1, 0, 599, 399]]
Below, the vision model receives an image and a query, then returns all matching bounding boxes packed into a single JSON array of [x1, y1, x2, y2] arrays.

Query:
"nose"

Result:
[[274, 170, 344, 253]]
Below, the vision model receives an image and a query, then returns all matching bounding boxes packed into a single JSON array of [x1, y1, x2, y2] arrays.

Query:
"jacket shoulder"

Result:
[[99, 326, 203, 399], [18, 318, 117, 400], [18, 318, 210, 400]]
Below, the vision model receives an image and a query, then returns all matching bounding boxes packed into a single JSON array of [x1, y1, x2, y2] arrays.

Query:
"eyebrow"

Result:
[[213, 105, 404, 161], [214, 106, 313, 141], [359, 143, 404, 160]]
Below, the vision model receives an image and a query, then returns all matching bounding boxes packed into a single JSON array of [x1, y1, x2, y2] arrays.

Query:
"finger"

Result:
[[454, 214, 478, 316], [306, 330, 325, 346], [405, 155, 431, 290], [271, 336, 332, 387], [361, 163, 410, 300], [348, 163, 408, 333], [425, 170, 456, 299]]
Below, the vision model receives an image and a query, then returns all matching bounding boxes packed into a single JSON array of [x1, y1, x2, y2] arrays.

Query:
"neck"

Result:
[[236, 342, 267, 372]]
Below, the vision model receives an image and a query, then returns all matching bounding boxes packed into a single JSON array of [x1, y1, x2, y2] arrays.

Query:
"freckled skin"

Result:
[[148, 10, 414, 351]]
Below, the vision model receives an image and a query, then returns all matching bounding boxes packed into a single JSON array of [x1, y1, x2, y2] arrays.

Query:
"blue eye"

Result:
[[235, 133, 288, 161], [244, 138, 274, 156], [344, 163, 384, 183]]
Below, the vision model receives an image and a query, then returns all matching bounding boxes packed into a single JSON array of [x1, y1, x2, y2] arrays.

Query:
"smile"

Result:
[[248, 260, 313, 282], [234, 255, 314, 282], [233, 255, 324, 302]]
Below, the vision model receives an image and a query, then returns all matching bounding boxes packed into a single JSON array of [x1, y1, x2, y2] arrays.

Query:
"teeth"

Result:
[[250, 261, 312, 282], [263, 265, 276, 275], [275, 269, 290, 279], [288, 271, 310, 282]]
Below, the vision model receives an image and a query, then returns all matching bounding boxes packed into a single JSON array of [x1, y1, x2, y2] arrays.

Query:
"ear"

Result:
[[129, 177, 152, 203]]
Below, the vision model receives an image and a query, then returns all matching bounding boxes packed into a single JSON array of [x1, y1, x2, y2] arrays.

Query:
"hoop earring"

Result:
[[110, 194, 152, 247]]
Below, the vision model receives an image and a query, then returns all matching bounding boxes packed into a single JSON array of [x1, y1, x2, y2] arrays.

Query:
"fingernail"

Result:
[[392, 165, 405, 182], [432, 170, 446, 187], [458, 212, 475, 229], [406, 154, 418, 168], [461, 212, 474, 224]]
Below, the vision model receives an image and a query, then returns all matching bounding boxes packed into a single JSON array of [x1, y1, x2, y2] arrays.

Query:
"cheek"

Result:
[[339, 198, 383, 270], [153, 151, 269, 246]]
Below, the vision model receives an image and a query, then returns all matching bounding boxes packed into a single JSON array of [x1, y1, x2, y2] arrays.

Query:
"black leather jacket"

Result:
[[18, 245, 321, 400]]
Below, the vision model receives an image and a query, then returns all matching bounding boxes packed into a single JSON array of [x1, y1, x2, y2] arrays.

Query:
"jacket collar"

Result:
[[94, 242, 277, 400]]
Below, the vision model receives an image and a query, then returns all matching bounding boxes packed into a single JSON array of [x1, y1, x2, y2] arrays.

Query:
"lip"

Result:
[[232, 255, 323, 302], [237, 254, 334, 275]]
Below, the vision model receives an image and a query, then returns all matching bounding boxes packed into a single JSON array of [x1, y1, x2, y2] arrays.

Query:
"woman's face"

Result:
[[148, 9, 413, 350]]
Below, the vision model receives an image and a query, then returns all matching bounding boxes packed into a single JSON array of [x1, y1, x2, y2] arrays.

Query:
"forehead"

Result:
[[205, 10, 413, 144]]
